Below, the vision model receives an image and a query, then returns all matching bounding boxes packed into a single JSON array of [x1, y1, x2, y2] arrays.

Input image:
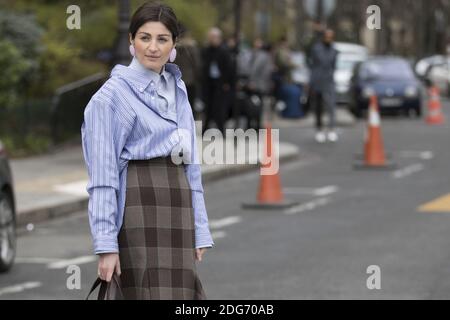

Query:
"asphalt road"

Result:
[[1, 102, 450, 300]]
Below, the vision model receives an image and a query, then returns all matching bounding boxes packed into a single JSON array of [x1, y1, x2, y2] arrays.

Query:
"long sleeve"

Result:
[[81, 97, 128, 255], [184, 114, 214, 249]]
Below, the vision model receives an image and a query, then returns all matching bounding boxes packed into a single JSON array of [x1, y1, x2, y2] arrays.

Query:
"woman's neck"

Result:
[[129, 57, 163, 75]]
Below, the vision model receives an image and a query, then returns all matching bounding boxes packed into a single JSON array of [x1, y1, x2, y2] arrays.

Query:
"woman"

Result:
[[81, 2, 214, 300]]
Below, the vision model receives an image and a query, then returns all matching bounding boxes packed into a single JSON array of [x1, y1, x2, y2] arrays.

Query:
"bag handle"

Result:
[[86, 275, 124, 300], [86, 277, 103, 300]]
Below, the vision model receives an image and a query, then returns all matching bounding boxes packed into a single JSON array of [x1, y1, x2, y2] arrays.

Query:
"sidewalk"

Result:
[[11, 134, 300, 227]]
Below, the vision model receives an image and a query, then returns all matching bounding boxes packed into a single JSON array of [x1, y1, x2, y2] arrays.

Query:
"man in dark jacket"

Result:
[[201, 27, 233, 135], [308, 29, 339, 143]]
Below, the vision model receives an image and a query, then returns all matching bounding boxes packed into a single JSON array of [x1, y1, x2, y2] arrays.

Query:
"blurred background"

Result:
[[1, 0, 450, 154], [1, 0, 450, 299]]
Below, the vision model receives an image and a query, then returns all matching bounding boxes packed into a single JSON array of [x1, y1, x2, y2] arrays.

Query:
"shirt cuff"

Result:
[[93, 233, 119, 255], [195, 230, 214, 249]]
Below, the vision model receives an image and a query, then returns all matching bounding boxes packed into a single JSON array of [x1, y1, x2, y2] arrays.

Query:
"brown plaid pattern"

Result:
[[118, 157, 206, 300]]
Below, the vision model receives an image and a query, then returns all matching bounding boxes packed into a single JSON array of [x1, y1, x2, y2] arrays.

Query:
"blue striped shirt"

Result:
[[81, 61, 214, 255]]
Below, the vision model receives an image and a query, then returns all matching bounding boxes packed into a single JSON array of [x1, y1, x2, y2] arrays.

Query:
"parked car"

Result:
[[334, 42, 370, 57], [333, 42, 370, 105], [415, 55, 450, 95], [349, 57, 423, 118], [0, 140, 16, 272]]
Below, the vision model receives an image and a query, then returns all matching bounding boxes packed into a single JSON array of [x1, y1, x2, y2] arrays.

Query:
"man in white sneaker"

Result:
[[308, 29, 338, 143]]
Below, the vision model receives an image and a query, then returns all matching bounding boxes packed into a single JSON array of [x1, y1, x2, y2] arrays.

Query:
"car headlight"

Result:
[[362, 87, 376, 98], [404, 86, 418, 98]]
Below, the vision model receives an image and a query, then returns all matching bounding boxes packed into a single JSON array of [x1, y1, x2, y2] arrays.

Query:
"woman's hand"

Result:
[[195, 248, 208, 262], [98, 253, 121, 282]]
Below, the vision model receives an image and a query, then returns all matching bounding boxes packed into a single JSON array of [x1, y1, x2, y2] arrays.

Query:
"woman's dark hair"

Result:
[[129, 1, 181, 42]]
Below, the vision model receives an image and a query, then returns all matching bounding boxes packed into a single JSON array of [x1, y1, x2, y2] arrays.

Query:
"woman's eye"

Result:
[[141, 36, 149, 41], [159, 38, 168, 43]]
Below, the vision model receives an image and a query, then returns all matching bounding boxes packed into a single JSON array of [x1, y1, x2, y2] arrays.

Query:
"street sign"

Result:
[[303, 0, 336, 20]]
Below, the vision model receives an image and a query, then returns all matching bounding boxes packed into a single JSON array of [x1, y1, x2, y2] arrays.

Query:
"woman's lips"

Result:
[[145, 55, 160, 60]]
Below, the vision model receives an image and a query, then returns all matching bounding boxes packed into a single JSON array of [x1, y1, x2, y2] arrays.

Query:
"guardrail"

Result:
[[50, 72, 107, 144]]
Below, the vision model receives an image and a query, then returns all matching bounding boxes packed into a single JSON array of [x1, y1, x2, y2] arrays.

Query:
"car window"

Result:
[[337, 57, 365, 71], [360, 60, 414, 80]]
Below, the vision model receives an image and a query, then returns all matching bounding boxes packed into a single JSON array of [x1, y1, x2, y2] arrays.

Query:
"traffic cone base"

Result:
[[353, 159, 397, 170], [242, 200, 299, 210]]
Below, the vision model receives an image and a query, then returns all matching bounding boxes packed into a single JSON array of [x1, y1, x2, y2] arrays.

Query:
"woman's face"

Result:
[[130, 21, 175, 73]]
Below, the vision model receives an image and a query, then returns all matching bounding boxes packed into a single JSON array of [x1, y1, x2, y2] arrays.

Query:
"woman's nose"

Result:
[[147, 40, 158, 52]]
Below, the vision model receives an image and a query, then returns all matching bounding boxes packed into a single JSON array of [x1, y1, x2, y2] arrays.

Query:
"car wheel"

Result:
[[0, 192, 16, 273]]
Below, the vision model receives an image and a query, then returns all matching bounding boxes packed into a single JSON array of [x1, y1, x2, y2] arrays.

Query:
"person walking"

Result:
[[308, 29, 339, 143], [201, 27, 233, 135], [81, 2, 214, 300]]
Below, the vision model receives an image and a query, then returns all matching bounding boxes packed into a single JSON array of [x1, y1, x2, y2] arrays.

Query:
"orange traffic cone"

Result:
[[354, 95, 395, 169], [257, 124, 283, 203], [242, 123, 297, 209], [426, 86, 445, 125]]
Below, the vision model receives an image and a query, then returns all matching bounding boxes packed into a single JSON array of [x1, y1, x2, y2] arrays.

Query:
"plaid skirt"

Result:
[[118, 157, 206, 300]]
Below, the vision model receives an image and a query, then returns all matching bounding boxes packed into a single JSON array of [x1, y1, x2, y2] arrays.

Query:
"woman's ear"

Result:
[[129, 33, 133, 45]]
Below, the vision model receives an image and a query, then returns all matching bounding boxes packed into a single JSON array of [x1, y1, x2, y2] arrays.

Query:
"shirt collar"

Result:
[[129, 57, 169, 85], [111, 59, 182, 93]]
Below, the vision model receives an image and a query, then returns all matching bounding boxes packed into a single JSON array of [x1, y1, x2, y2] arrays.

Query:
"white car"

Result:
[[333, 42, 370, 105], [291, 51, 310, 86], [415, 55, 450, 95]]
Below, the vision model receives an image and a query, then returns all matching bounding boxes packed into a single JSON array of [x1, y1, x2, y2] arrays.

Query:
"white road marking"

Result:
[[53, 180, 88, 196], [47, 255, 97, 270], [315, 186, 339, 196], [209, 216, 242, 229], [0, 282, 42, 297], [284, 197, 332, 215], [399, 150, 434, 160], [15, 257, 59, 264], [284, 185, 339, 197], [212, 231, 227, 240], [392, 163, 425, 179]]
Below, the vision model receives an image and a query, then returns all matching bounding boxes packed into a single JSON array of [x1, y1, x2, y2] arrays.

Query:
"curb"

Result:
[[17, 197, 89, 227], [16, 147, 300, 228]]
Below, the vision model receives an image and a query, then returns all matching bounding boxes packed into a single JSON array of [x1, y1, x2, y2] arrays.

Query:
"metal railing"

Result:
[[50, 72, 107, 145]]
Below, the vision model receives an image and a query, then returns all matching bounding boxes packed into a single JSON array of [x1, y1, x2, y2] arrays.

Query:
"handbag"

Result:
[[86, 274, 124, 300]]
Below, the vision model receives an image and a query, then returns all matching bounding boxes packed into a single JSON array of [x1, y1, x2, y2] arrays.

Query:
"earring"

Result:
[[169, 47, 177, 62], [129, 45, 135, 57]]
